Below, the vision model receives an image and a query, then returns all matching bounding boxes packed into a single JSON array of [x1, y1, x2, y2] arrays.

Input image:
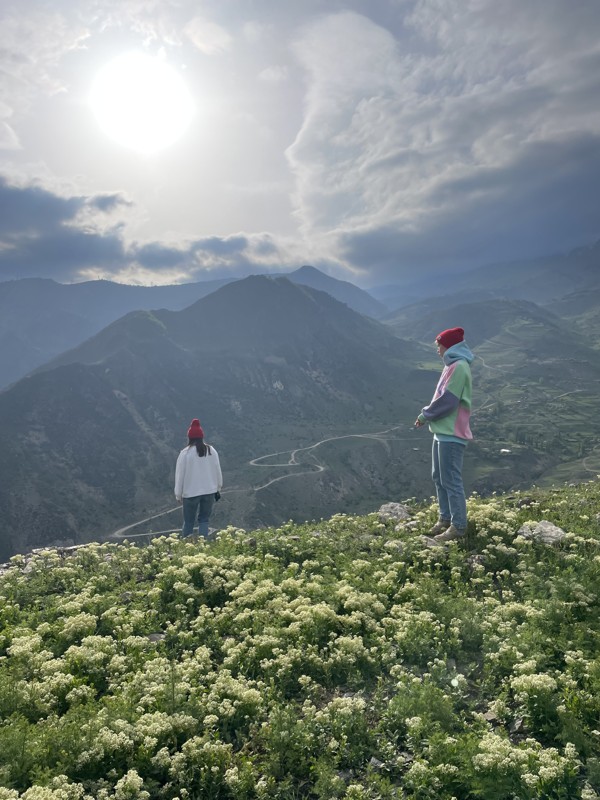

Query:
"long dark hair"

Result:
[[188, 436, 212, 457]]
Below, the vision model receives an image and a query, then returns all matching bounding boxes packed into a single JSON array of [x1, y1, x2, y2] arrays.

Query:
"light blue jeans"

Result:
[[431, 439, 467, 530], [182, 494, 215, 538]]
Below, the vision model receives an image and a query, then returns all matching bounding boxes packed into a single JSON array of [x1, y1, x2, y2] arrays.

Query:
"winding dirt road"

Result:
[[110, 423, 415, 539]]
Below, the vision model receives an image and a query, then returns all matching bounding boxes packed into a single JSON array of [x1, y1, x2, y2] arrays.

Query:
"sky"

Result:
[[1, 0, 599, 288]]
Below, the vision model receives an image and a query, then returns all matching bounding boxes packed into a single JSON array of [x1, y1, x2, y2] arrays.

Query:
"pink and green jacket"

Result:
[[418, 341, 473, 444]]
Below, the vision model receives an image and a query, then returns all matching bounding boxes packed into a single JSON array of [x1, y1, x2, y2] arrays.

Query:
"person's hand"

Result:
[[175, 495, 182, 503], [414, 417, 425, 428]]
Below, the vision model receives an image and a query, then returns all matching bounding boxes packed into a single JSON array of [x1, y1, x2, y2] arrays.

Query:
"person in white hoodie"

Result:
[[174, 418, 223, 538]]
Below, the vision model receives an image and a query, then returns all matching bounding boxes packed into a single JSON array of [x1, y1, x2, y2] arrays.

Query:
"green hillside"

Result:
[[384, 298, 600, 493], [0, 277, 434, 559], [1, 480, 599, 799]]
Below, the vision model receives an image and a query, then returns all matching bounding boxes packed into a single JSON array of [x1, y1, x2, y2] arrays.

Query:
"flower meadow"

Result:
[[1, 482, 600, 800]]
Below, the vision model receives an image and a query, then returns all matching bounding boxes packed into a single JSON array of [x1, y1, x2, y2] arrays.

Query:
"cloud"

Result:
[[339, 133, 600, 277], [287, 2, 600, 281], [183, 16, 233, 55], [130, 242, 189, 269], [243, 21, 271, 44], [0, 7, 89, 133], [258, 65, 289, 83], [0, 177, 127, 279], [0, 176, 312, 283], [0, 177, 83, 236]]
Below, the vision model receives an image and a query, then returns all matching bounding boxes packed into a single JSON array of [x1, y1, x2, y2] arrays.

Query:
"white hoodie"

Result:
[[174, 445, 223, 499]]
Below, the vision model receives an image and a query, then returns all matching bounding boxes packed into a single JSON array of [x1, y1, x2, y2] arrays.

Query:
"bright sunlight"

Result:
[[89, 52, 195, 154]]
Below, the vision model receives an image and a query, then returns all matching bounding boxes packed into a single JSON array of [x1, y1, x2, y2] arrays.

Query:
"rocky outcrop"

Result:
[[517, 520, 567, 545]]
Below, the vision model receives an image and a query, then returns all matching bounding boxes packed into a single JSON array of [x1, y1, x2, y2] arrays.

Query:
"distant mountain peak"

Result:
[[280, 265, 387, 319]]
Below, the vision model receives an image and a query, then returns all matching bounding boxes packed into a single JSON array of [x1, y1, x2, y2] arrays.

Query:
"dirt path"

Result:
[[110, 423, 415, 539]]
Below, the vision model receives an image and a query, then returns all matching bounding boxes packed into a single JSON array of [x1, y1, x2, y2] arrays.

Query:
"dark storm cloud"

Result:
[[0, 177, 291, 282], [0, 177, 129, 279], [0, 176, 82, 235], [289, 4, 600, 282], [339, 134, 600, 279], [133, 242, 189, 268]]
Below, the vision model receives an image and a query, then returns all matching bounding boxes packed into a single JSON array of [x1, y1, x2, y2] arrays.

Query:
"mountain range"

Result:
[[0, 276, 431, 559], [0, 266, 385, 390], [370, 240, 600, 309], [1, 243, 600, 557]]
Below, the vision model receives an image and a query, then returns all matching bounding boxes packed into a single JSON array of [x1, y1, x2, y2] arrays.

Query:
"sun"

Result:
[[90, 52, 195, 154]]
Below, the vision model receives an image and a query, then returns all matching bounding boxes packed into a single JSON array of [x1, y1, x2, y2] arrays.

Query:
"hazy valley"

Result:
[[1, 244, 600, 558]]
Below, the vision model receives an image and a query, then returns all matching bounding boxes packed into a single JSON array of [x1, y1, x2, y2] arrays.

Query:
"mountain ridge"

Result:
[[0, 277, 432, 559], [0, 268, 385, 389]]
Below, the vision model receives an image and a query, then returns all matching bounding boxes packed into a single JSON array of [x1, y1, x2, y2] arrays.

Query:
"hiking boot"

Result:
[[433, 524, 466, 543], [429, 519, 451, 535]]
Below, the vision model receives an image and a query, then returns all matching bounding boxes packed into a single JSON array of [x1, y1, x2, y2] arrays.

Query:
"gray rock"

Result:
[[378, 502, 411, 523], [396, 519, 419, 532], [384, 540, 404, 552], [509, 716, 524, 734], [517, 520, 566, 545], [467, 554, 486, 568]]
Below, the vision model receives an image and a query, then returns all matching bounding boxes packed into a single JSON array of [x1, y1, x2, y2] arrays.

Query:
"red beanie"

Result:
[[187, 419, 204, 439], [436, 327, 464, 349]]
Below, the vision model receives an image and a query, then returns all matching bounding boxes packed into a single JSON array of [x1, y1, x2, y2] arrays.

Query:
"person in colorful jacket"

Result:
[[414, 326, 473, 542], [174, 418, 223, 539]]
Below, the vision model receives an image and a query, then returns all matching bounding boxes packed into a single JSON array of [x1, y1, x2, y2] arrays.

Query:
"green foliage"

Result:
[[1, 481, 600, 798]]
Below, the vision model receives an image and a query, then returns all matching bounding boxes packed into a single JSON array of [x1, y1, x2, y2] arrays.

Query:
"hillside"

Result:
[[0, 277, 433, 558], [0, 268, 384, 389], [384, 297, 600, 492], [0, 480, 599, 798], [0, 277, 229, 389], [370, 241, 600, 312], [547, 287, 600, 343], [284, 265, 387, 319]]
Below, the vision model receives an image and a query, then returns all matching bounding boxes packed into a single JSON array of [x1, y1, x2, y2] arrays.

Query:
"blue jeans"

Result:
[[182, 494, 215, 538], [431, 440, 467, 530]]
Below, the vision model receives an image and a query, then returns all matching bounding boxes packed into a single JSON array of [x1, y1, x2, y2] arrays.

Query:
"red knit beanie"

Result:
[[435, 327, 464, 349], [187, 419, 204, 439]]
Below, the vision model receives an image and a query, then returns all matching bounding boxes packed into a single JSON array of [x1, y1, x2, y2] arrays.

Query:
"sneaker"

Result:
[[433, 524, 466, 543], [429, 519, 451, 535]]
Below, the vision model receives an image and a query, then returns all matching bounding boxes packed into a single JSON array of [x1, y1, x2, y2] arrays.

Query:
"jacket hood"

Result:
[[443, 341, 474, 365]]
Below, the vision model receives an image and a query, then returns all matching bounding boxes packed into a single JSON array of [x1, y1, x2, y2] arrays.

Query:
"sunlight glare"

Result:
[[90, 52, 195, 154]]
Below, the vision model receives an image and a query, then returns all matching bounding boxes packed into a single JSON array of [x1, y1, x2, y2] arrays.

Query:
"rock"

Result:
[[509, 716, 524, 734], [384, 540, 404, 552], [396, 520, 419, 532], [517, 520, 566, 545], [378, 503, 411, 523], [421, 535, 439, 548], [515, 497, 535, 508], [147, 633, 166, 643], [467, 554, 486, 569], [369, 757, 385, 770]]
